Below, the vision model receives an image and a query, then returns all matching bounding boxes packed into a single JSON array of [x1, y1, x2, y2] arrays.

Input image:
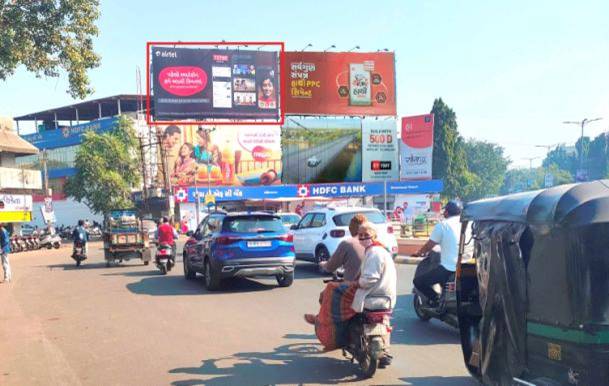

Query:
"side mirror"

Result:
[[186, 231, 194, 237], [290, 224, 298, 230]]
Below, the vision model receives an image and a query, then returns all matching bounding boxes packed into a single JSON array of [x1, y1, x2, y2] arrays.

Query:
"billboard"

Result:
[[151, 46, 280, 121], [157, 124, 282, 187], [362, 119, 399, 182], [281, 118, 362, 184], [400, 114, 434, 180], [283, 52, 396, 116]]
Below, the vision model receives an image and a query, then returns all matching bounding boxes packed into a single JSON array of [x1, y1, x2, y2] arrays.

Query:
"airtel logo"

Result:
[[155, 51, 177, 58]]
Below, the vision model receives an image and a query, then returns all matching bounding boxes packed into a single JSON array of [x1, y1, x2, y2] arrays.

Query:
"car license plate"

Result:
[[247, 241, 271, 248]]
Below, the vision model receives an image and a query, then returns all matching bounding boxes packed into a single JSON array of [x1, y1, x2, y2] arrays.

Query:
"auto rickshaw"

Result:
[[455, 180, 609, 385]]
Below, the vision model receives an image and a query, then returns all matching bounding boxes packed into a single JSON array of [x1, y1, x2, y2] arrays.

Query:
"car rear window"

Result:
[[333, 211, 386, 226], [223, 216, 285, 234], [280, 214, 300, 224]]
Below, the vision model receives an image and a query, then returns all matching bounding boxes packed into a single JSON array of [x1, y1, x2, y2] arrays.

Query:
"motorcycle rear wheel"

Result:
[[160, 264, 167, 275], [413, 293, 432, 322], [358, 351, 378, 378]]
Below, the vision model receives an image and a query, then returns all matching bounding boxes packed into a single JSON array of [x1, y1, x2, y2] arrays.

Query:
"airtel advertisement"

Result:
[[283, 52, 396, 116], [152, 47, 279, 120], [157, 124, 282, 187], [362, 119, 399, 182], [400, 114, 434, 180]]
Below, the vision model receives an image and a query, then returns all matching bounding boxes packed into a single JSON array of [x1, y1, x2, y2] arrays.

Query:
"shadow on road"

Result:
[[400, 376, 476, 385], [391, 294, 461, 346], [102, 270, 160, 277], [125, 275, 281, 296], [45, 262, 109, 271], [169, 343, 363, 386], [295, 261, 333, 280]]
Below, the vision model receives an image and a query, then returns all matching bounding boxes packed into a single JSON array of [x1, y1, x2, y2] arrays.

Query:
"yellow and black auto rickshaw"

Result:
[[456, 180, 609, 386]]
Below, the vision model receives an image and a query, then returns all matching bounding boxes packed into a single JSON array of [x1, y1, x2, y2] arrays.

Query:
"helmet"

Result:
[[444, 200, 462, 216]]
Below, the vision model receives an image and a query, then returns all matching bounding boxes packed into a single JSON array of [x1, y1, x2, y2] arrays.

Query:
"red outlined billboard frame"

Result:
[[146, 41, 285, 126]]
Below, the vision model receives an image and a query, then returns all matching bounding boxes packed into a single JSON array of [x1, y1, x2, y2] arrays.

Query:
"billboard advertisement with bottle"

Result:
[[157, 124, 282, 187], [282, 52, 396, 116]]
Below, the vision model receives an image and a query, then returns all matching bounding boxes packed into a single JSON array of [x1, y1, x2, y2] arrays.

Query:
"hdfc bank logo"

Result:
[[174, 188, 188, 203], [297, 184, 309, 198]]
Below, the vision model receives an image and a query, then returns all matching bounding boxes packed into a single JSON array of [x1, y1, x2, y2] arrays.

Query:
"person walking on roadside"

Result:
[[0, 223, 12, 283]]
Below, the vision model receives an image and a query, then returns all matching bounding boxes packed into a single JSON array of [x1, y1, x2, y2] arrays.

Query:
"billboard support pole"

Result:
[[383, 179, 388, 217]]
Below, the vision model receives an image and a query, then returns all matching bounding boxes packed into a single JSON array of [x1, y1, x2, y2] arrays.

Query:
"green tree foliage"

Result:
[[543, 145, 577, 176], [65, 116, 141, 214], [431, 98, 476, 199], [463, 139, 509, 200], [0, 0, 100, 99], [500, 164, 573, 194], [586, 133, 609, 180]]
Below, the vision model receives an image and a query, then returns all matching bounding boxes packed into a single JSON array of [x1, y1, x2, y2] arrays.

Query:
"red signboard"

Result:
[[282, 52, 396, 116], [400, 114, 434, 180]]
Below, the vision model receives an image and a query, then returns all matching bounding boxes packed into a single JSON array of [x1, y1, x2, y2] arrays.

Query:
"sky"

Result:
[[1, 0, 608, 168]]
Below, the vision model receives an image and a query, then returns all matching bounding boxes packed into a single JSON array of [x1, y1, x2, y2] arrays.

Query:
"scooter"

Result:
[[155, 243, 174, 275], [323, 275, 394, 378], [10, 237, 21, 253], [72, 240, 87, 267], [39, 232, 62, 249], [411, 252, 458, 328]]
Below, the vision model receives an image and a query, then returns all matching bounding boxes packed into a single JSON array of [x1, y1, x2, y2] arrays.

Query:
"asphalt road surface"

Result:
[[0, 240, 478, 386]]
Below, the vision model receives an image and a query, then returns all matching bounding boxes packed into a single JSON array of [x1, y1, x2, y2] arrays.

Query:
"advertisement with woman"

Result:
[[167, 125, 282, 187]]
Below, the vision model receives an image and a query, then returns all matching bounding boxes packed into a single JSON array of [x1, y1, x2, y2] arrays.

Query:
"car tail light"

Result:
[[330, 229, 345, 238], [387, 225, 394, 234], [215, 236, 239, 245], [279, 234, 293, 242]]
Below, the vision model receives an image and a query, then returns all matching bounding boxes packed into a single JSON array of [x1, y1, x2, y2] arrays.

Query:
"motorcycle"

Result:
[[323, 275, 393, 378], [72, 240, 87, 267], [39, 232, 62, 249], [411, 252, 458, 328], [155, 243, 174, 275], [10, 236, 21, 253]]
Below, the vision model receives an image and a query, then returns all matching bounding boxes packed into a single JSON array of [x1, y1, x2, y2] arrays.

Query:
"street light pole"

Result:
[[522, 157, 540, 189], [563, 118, 603, 175]]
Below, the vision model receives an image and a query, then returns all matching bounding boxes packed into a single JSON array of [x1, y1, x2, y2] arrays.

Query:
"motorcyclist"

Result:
[[72, 220, 89, 256], [412, 200, 469, 307], [155, 216, 178, 264], [319, 213, 367, 281]]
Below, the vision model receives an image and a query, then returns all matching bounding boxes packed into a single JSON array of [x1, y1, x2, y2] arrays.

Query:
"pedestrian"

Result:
[[0, 223, 12, 283]]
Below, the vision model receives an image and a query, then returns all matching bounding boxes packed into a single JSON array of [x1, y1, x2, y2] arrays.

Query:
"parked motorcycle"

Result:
[[39, 232, 62, 249], [155, 243, 174, 275], [323, 275, 393, 378], [10, 237, 21, 253], [412, 252, 458, 328], [72, 240, 87, 267]]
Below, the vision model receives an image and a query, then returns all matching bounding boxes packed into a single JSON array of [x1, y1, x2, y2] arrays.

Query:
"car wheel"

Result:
[[183, 253, 196, 280], [204, 258, 221, 291], [315, 245, 330, 274], [276, 271, 294, 287]]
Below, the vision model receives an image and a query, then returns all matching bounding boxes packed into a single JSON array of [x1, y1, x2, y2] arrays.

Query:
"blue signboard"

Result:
[[21, 117, 118, 149], [175, 180, 444, 203]]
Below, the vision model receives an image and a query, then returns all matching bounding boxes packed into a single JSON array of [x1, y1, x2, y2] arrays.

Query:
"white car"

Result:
[[291, 207, 398, 265]]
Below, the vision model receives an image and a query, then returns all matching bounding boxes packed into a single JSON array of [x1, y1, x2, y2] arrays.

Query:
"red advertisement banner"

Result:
[[283, 52, 396, 116]]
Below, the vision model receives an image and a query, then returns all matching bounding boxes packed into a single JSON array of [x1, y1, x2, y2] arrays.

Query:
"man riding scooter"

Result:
[[412, 200, 470, 307], [155, 217, 178, 267]]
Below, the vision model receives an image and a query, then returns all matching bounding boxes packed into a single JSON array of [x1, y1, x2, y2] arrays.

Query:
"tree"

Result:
[[500, 164, 572, 194], [463, 139, 509, 200], [431, 98, 475, 199], [543, 145, 577, 176], [0, 0, 100, 99], [65, 116, 141, 214]]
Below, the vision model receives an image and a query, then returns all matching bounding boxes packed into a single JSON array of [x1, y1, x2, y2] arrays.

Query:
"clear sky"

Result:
[[1, 0, 608, 168]]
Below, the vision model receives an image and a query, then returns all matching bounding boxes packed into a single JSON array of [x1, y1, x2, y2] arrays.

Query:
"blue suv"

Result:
[[183, 212, 295, 290]]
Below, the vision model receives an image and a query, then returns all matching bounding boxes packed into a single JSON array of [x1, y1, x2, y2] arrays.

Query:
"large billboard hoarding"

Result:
[[400, 114, 434, 180], [157, 124, 282, 188], [151, 45, 280, 122], [362, 119, 399, 182], [283, 52, 396, 116], [281, 118, 362, 184]]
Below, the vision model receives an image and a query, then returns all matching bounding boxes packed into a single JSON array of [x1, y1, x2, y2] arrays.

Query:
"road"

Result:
[[0, 241, 477, 386], [282, 134, 357, 184]]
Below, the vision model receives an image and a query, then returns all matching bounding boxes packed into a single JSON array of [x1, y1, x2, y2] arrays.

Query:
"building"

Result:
[[14, 95, 148, 227], [0, 117, 42, 234]]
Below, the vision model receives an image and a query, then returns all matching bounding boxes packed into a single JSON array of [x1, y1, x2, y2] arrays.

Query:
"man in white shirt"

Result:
[[412, 200, 467, 306]]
